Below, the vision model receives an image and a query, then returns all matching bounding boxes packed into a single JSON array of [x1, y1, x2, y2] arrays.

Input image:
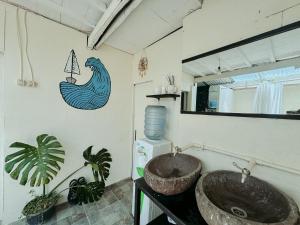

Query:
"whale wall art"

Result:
[[59, 50, 111, 110]]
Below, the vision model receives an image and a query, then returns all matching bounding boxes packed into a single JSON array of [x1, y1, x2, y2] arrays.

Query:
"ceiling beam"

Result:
[[236, 47, 252, 67], [268, 38, 277, 63], [195, 56, 300, 83], [86, 0, 107, 12], [195, 60, 218, 74], [183, 64, 204, 77], [38, 0, 96, 28], [0, 0, 90, 33], [217, 54, 233, 71], [88, 0, 144, 49], [93, 0, 144, 48]]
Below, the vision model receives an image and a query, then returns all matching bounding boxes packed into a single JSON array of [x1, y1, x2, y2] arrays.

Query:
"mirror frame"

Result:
[[181, 21, 300, 120]]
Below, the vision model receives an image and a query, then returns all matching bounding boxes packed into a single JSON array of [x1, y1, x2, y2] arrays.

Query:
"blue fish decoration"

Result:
[[59, 57, 111, 110]]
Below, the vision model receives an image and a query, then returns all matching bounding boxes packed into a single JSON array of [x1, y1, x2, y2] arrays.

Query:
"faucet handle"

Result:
[[233, 162, 251, 176], [172, 146, 182, 156], [174, 146, 182, 153], [233, 162, 243, 171]]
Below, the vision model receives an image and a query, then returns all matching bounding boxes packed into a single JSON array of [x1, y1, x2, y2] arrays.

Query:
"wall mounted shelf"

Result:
[[146, 94, 180, 101]]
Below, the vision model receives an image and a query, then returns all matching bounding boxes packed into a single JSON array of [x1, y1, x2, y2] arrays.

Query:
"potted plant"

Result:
[[5, 134, 112, 225]]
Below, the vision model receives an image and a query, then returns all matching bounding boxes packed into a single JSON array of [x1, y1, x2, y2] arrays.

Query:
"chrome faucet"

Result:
[[233, 160, 256, 183], [172, 146, 182, 157]]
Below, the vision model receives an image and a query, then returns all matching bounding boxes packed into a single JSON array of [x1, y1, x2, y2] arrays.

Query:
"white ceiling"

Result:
[[6, 0, 112, 33], [105, 0, 201, 54], [5, 0, 201, 54]]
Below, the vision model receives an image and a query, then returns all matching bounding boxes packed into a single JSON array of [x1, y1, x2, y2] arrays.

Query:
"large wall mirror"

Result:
[[181, 22, 300, 119]]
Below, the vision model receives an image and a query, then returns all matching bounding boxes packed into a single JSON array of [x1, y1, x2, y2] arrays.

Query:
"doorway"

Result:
[[133, 81, 153, 141]]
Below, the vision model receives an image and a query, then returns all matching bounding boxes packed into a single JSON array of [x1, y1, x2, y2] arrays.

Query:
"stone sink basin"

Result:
[[144, 153, 202, 195], [196, 170, 300, 225]]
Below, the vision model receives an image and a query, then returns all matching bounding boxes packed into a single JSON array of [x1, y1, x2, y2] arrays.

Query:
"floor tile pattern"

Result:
[[9, 178, 133, 225]]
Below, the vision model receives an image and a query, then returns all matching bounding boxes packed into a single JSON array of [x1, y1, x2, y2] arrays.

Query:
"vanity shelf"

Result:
[[146, 94, 180, 101], [134, 177, 207, 225]]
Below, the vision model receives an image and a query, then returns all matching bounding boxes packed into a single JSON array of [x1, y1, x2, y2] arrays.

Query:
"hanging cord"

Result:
[[24, 11, 34, 82], [16, 8, 23, 82]]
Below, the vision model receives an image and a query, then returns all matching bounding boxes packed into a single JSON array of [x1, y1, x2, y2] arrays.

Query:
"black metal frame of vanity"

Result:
[[134, 177, 208, 225]]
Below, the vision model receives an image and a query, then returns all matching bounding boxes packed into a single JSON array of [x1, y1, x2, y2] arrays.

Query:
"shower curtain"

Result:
[[219, 86, 234, 112], [253, 81, 283, 114]]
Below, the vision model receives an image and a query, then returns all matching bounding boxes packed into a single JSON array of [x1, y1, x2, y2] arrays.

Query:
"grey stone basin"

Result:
[[144, 153, 202, 195], [195, 170, 300, 225]]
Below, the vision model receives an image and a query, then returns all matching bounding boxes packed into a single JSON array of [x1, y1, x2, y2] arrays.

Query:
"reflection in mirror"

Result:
[[181, 25, 300, 117]]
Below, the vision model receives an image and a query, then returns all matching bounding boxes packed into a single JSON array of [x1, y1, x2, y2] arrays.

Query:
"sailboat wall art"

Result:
[[64, 49, 80, 84], [59, 50, 111, 110]]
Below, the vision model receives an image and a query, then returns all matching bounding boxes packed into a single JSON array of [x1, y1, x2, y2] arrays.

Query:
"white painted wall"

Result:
[[182, 0, 300, 59], [0, 6, 5, 221], [0, 54, 4, 223], [283, 84, 300, 112], [1, 2, 133, 224], [132, 31, 182, 142], [180, 0, 300, 205], [132, 0, 300, 212], [0, 5, 5, 53]]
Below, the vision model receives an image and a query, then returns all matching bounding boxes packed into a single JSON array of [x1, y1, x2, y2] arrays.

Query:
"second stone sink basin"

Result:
[[196, 170, 300, 225], [144, 153, 202, 195]]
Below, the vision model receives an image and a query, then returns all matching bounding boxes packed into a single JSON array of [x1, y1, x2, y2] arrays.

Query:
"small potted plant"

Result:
[[166, 74, 177, 94], [5, 134, 112, 225]]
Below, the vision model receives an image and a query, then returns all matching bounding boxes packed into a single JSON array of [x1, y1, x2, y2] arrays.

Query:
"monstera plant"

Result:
[[5, 134, 112, 225]]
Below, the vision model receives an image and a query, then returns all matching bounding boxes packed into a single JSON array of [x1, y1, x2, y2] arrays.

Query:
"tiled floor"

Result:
[[10, 178, 134, 225]]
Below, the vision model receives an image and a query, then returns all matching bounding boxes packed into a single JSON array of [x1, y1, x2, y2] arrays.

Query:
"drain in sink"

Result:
[[231, 207, 247, 218]]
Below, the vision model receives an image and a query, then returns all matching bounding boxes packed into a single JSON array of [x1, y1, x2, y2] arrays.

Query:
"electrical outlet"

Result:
[[17, 79, 26, 86]]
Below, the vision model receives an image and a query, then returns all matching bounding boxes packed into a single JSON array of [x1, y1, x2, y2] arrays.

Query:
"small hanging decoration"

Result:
[[138, 49, 148, 78], [59, 50, 111, 110]]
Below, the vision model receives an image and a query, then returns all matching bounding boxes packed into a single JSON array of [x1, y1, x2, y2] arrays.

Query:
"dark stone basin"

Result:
[[196, 170, 300, 225], [144, 153, 202, 195]]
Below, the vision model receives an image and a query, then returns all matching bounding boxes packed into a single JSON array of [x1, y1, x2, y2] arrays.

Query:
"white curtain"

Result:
[[218, 86, 234, 112], [191, 84, 197, 111], [253, 81, 283, 114]]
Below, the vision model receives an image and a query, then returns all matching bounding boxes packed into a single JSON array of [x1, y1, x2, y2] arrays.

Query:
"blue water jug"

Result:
[[144, 105, 167, 140]]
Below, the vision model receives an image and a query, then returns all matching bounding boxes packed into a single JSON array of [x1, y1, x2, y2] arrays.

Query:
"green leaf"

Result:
[[10, 142, 35, 149], [47, 155, 64, 163], [5, 154, 28, 173], [10, 156, 35, 181], [45, 141, 63, 149], [30, 169, 39, 187], [5, 149, 29, 162], [36, 134, 48, 144], [83, 146, 93, 161], [76, 181, 105, 205], [45, 160, 61, 170], [20, 161, 36, 185], [83, 147, 112, 183], [47, 149, 65, 155], [43, 136, 57, 143], [5, 134, 65, 187]]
